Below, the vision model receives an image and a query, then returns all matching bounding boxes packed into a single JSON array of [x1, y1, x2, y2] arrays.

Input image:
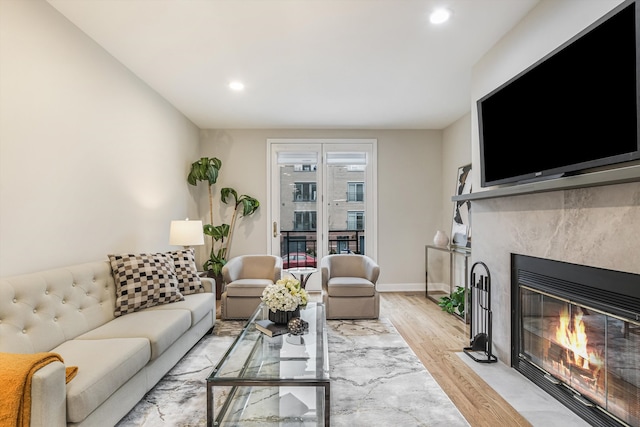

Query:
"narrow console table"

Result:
[[425, 245, 471, 322]]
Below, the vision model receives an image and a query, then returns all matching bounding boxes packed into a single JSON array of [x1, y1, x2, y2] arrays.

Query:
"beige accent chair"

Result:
[[321, 254, 380, 319], [221, 254, 282, 319]]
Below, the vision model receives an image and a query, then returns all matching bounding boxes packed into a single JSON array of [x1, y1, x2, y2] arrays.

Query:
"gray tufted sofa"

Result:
[[0, 260, 216, 427]]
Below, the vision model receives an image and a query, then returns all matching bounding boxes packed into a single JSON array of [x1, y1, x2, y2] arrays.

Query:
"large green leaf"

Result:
[[187, 157, 221, 186], [220, 187, 238, 204], [239, 196, 260, 216], [203, 223, 230, 241]]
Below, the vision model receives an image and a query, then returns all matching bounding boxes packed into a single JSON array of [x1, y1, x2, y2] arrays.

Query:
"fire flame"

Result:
[[555, 306, 603, 371]]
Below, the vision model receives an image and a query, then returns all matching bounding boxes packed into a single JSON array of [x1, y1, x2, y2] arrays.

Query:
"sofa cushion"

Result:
[[225, 279, 273, 297], [146, 292, 215, 326], [52, 337, 150, 423], [108, 253, 184, 317], [168, 248, 204, 295], [75, 309, 191, 360], [327, 277, 376, 297]]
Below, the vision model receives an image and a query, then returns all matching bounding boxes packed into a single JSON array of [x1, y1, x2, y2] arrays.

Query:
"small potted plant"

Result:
[[438, 286, 466, 318]]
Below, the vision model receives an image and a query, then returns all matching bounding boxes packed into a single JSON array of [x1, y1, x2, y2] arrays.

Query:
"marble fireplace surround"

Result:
[[471, 180, 640, 365]]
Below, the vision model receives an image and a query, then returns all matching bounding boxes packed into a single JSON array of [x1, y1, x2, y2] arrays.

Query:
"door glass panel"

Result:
[[326, 152, 367, 255], [279, 158, 318, 269]]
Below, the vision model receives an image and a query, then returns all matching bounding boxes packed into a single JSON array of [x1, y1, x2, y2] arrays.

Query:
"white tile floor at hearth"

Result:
[[457, 353, 589, 427]]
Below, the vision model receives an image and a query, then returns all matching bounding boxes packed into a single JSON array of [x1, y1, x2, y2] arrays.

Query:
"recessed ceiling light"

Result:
[[229, 81, 244, 91], [429, 8, 451, 24]]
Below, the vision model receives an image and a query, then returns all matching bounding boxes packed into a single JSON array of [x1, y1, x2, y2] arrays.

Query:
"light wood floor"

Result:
[[216, 292, 532, 426], [381, 292, 532, 427]]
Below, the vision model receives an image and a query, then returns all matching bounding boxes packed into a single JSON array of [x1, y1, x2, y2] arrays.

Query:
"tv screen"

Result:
[[477, 0, 639, 187]]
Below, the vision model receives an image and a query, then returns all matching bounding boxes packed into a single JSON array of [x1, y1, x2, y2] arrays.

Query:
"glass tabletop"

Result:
[[207, 302, 330, 426], [208, 302, 329, 383]]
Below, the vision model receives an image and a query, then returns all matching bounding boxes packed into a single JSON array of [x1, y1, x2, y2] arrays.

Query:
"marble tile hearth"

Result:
[[458, 354, 588, 427]]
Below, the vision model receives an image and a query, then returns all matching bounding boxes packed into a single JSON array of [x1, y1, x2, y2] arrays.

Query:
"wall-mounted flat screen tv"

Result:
[[477, 0, 639, 188]]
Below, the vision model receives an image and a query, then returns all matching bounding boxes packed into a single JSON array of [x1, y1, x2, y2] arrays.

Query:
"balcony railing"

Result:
[[280, 229, 365, 257]]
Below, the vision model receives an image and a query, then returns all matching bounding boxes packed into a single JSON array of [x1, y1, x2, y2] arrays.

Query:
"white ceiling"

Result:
[[47, 0, 540, 130]]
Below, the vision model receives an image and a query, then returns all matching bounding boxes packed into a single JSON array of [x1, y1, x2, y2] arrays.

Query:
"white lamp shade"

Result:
[[169, 220, 204, 246]]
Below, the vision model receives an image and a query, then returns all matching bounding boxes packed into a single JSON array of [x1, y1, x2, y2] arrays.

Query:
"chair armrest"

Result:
[[320, 258, 330, 291], [274, 256, 283, 282], [31, 361, 66, 427], [363, 257, 380, 284], [221, 258, 241, 284]]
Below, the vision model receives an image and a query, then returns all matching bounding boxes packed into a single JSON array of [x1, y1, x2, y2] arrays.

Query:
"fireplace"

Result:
[[511, 254, 640, 427]]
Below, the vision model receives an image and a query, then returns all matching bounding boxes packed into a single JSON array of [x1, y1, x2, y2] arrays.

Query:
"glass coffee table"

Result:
[[207, 302, 330, 426]]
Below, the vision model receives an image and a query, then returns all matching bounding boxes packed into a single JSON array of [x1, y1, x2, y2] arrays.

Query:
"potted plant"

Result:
[[201, 188, 260, 276], [438, 286, 466, 318], [187, 157, 260, 293]]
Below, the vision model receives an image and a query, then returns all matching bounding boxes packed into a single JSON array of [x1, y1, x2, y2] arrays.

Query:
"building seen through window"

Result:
[[294, 182, 316, 202], [347, 211, 364, 230], [280, 161, 366, 256], [347, 182, 364, 202], [294, 211, 316, 230]]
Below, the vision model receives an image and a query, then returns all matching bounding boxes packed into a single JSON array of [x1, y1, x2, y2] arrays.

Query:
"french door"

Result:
[[267, 139, 377, 291]]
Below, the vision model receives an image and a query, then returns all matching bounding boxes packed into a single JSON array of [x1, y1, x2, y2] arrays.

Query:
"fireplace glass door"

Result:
[[519, 286, 640, 426]]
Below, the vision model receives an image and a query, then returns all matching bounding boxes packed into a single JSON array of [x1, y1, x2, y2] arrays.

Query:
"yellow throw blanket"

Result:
[[0, 352, 77, 427]]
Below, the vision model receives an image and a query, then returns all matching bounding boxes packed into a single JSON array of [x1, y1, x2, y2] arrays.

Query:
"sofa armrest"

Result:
[[200, 277, 215, 294], [31, 361, 66, 427]]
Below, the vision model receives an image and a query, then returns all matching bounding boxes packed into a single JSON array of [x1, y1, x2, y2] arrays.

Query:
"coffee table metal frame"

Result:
[[206, 302, 330, 426]]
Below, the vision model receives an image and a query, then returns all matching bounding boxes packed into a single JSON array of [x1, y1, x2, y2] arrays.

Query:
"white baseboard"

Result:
[[376, 282, 452, 293], [309, 282, 450, 293], [376, 282, 425, 292]]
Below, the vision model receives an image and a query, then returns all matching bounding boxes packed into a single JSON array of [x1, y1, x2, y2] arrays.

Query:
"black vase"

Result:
[[269, 307, 300, 324]]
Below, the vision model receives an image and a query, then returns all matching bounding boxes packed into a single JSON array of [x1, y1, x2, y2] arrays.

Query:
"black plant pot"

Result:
[[268, 307, 300, 325]]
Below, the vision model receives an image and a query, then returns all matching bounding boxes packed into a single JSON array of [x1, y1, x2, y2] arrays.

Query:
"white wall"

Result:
[[198, 129, 443, 289], [431, 113, 473, 291], [0, 0, 200, 277], [442, 112, 472, 235]]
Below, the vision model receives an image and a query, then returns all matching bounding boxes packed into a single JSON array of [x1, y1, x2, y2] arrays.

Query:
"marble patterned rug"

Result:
[[116, 318, 469, 426]]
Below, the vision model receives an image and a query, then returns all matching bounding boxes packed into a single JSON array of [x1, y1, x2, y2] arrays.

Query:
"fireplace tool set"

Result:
[[464, 261, 497, 363]]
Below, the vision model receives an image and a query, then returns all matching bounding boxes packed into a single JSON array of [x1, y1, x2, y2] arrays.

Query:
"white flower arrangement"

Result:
[[261, 275, 309, 312]]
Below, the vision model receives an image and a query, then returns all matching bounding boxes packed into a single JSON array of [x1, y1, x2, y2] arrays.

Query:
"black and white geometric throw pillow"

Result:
[[108, 252, 184, 317], [168, 248, 204, 295]]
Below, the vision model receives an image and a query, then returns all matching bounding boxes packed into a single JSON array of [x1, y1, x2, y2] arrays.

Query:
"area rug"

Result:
[[116, 318, 469, 426]]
